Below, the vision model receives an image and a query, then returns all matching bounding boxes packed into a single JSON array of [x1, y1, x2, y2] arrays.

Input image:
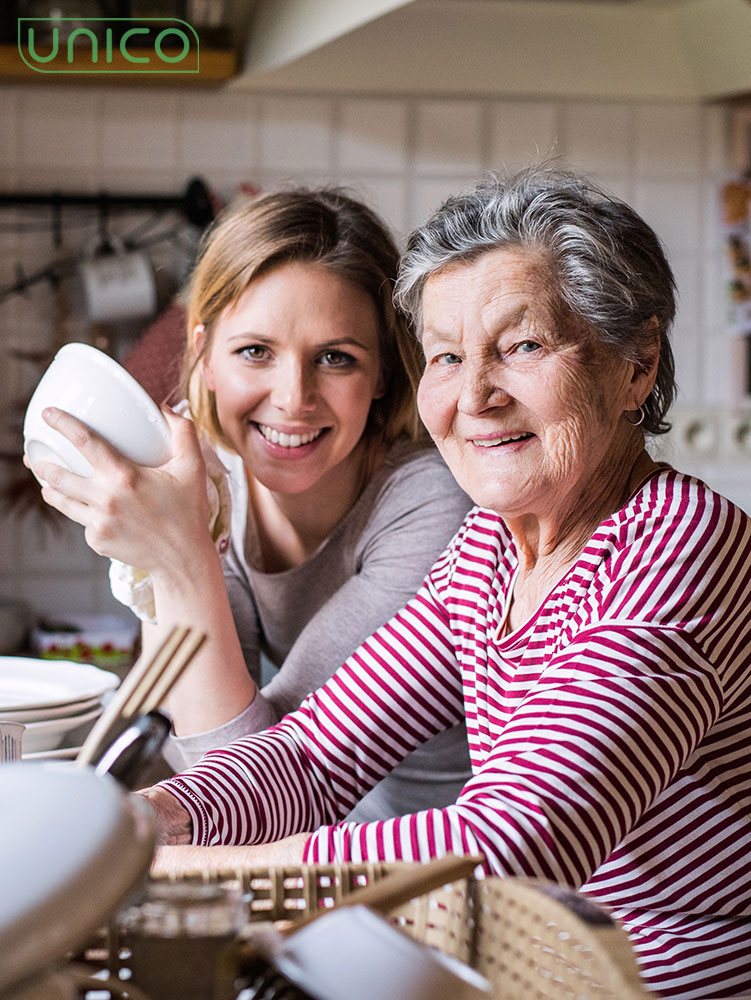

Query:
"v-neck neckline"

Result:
[[493, 463, 671, 646]]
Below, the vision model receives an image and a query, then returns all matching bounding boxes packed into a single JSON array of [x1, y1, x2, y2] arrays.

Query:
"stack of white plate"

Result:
[[0, 657, 119, 759]]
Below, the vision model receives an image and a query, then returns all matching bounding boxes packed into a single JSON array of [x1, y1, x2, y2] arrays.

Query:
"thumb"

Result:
[[160, 406, 204, 465]]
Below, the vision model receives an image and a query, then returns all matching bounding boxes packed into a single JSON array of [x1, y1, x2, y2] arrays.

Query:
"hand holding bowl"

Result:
[[23, 343, 171, 481]]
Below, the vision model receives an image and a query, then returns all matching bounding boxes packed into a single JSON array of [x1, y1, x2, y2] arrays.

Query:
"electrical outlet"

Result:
[[720, 410, 751, 461], [666, 408, 720, 459]]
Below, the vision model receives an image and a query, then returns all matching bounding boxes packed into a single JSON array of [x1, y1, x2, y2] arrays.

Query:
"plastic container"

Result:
[[31, 614, 140, 675]]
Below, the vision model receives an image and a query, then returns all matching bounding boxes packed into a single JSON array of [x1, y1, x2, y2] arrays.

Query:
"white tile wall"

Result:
[[0, 84, 744, 621], [178, 92, 259, 184], [409, 175, 480, 233], [0, 89, 21, 175], [18, 88, 101, 186], [337, 99, 409, 174], [487, 100, 559, 172], [634, 103, 703, 179], [413, 100, 484, 175], [634, 179, 704, 252], [560, 101, 634, 179], [258, 95, 334, 174]]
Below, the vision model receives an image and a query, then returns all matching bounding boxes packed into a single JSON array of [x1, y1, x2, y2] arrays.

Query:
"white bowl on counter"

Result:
[[20, 704, 103, 755], [0, 656, 119, 757]]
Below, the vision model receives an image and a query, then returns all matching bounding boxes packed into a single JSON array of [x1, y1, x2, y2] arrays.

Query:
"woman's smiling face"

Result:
[[202, 261, 383, 496], [417, 247, 643, 521]]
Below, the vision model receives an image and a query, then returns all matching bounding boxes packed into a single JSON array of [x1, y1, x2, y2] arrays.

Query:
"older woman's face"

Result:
[[417, 248, 642, 520]]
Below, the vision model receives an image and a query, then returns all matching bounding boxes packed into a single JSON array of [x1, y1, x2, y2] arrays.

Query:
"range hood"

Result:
[[227, 0, 751, 101]]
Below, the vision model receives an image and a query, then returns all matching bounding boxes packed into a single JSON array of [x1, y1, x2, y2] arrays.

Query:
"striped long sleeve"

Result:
[[161, 470, 751, 998]]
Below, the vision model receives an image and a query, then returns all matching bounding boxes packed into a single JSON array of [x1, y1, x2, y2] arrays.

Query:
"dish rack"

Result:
[[69, 862, 650, 1000]]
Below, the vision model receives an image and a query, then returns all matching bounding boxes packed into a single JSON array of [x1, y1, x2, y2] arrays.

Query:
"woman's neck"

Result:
[[504, 442, 658, 630], [247, 440, 382, 572]]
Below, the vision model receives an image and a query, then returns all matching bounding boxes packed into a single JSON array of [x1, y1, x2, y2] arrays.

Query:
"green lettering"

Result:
[[121, 27, 150, 63], [154, 28, 190, 64], [66, 28, 98, 64], [25, 27, 59, 63]]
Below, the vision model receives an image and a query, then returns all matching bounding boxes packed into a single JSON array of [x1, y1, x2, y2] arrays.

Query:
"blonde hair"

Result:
[[182, 187, 426, 455]]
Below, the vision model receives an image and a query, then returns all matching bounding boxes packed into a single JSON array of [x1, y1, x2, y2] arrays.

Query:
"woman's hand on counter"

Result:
[[150, 834, 311, 876]]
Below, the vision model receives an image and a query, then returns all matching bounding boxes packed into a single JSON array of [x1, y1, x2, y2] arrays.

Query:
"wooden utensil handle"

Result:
[[345, 853, 482, 914]]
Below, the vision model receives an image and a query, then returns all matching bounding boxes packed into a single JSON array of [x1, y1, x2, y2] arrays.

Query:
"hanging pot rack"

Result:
[[0, 176, 214, 230], [0, 176, 214, 302]]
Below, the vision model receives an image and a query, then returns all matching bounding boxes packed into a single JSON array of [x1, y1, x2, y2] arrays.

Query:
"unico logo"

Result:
[[18, 18, 200, 74]]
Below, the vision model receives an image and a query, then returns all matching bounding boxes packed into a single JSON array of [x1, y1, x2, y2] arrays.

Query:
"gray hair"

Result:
[[395, 166, 677, 435]]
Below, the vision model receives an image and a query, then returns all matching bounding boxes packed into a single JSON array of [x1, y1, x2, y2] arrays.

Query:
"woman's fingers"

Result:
[[30, 404, 213, 570], [40, 406, 123, 467]]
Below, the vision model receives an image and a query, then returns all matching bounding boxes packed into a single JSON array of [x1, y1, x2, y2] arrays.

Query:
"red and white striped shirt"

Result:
[[163, 469, 751, 998]]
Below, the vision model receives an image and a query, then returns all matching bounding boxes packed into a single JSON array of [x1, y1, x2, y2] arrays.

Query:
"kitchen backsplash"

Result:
[[0, 85, 745, 620]]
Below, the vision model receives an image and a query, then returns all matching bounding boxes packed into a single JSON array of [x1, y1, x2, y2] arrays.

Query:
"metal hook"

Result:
[[13, 263, 28, 295], [98, 194, 114, 254]]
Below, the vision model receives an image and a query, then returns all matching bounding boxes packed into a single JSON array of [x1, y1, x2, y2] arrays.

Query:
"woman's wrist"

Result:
[[135, 785, 193, 845], [149, 530, 222, 596]]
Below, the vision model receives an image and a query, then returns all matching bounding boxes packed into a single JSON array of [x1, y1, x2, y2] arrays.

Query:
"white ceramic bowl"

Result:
[[24, 343, 171, 480], [20, 703, 102, 754]]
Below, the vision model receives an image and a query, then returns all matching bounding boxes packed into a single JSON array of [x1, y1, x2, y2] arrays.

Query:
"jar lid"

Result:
[[119, 879, 246, 938]]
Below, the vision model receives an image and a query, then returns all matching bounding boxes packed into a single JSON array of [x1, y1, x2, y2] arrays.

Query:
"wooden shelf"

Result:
[[0, 43, 236, 86]]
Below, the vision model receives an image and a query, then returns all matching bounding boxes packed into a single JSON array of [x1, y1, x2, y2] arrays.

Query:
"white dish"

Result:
[[21, 705, 102, 754], [275, 904, 490, 1000], [0, 657, 119, 712], [1, 694, 101, 724], [22, 745, 81, 761], [0, 762, 155, 997], [23, 342, 171, 481]]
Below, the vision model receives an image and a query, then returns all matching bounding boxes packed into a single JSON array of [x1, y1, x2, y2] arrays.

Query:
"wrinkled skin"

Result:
[[417, 247, 659, 627]]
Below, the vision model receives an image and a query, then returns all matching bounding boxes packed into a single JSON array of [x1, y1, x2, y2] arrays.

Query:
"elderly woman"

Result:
[[141, 167, 751, 1000]]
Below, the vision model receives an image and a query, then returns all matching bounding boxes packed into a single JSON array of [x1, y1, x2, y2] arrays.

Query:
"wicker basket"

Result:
[[132, 863, 650, 1000]]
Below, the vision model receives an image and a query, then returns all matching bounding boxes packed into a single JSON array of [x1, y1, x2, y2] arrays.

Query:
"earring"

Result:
[[624, 405, 646, 427]]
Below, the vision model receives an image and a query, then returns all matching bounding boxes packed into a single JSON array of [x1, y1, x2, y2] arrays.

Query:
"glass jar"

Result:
[[118, 881, 247, 1000]]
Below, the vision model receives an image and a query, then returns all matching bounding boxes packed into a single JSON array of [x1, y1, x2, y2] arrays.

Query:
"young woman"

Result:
[[35, 188, 473, 819]]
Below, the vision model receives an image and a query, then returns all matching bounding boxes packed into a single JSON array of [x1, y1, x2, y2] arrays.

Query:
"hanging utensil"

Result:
[[93, 710, 172, 790]]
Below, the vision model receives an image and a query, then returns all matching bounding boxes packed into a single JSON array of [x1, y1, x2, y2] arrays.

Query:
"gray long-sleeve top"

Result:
[[165, 438, 474, 820]]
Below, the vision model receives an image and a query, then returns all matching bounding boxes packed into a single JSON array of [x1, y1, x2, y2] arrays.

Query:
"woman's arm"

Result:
[[150, 570, 467, 846], [151, 836, 310, 875], [306, 625, 724, 878], [164, 448, 472, 769], [145, 610, 723, 883], [33, 407, 258, 734], [135, 785, 308, 873], [150, 513, 730, 886]]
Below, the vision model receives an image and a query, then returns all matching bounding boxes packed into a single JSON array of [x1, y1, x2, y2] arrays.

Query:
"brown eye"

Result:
[[239, 345, 267, 360], [319, 350, 354, 367]]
